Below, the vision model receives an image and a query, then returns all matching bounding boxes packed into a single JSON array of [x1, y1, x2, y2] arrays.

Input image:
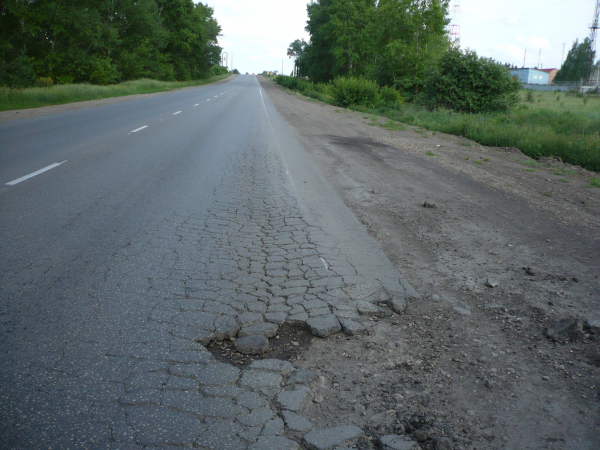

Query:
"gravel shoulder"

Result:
[[260, 76, 600, 450], [0, 74, 237, 123]]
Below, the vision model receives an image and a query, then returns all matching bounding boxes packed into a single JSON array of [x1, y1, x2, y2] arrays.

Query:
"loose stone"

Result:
[[303, 425, 363, 450], [306, 315, 341, 337], [234, 335, 269, 354]]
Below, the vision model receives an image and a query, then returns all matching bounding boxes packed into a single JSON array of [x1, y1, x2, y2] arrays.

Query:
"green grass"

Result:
[[426, 151, 437, 156], [523, 168, 537, 172], [588, 177, 600, 188], [543, 192, 554, 197], [475, 160, 484, 164], [274, 77, 600, 172], [459, 142, 472, 147], [0, 74, 232, 111]]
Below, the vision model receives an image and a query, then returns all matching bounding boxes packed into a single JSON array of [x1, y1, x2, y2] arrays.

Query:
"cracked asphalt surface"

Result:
[[0, 75, 412, 448]]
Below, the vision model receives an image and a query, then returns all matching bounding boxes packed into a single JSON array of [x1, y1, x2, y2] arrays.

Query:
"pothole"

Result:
[[208, 324, 314, 366]]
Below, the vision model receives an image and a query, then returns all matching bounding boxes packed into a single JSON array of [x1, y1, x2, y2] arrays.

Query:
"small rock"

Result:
[[484, 379, 494, 388], [303, 425, 363, 450], [353, 403, 366, 415], [338, 317, 368, 336], [372, 188, 382, 194], [542, 376, 549, 380], [485, 278, 499, 288], [234, 335, 269, 354], [545, 318, 583, 342], [423, 201, 437, 209], [452, 306, 471, 316], [380, 434, 421, 450], [307, 315, 341, 338], [313, 394, 324, 404], [387, 296, 407, 314], [429, 294, 440, 301], [524, 267, 538, 276]]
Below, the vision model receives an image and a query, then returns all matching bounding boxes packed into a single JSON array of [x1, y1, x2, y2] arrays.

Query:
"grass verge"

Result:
[[0, 74, 232, 111], [274, 77, 600, 173]]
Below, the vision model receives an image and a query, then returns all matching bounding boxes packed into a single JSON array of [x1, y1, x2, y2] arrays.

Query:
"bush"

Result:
[[232, 69, 240, 74], [331, 76, 380, 108], [424, 47, 521, 113], [379, 86, 403, 108], [210, 66, 229, 76], [34, 77, 54, 88]]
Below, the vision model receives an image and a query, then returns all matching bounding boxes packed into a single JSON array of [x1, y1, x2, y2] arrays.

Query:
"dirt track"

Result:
[[260, 76, 600, 450]]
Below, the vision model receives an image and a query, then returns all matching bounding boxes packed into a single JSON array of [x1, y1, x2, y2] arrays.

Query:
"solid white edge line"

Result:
[[6, 161, 67, 186], [173, 111, 181, 115], [131, 125, 148, 133]]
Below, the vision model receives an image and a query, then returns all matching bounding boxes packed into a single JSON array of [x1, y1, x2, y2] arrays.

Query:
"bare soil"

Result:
[[260, 76, 600, 450]]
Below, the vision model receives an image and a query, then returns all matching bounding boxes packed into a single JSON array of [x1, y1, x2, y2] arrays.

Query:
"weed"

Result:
[[523, 168, 537, 172], [588, 177, 600, 188], [526, 91, 534, 103], [426, 151, 437, 156], [543, 192, 554, 197], [379, 120, 407, 131], [560, 179, 570, 183], [466, 156, 471, 160], [459, 142, 471, 147], [483, 158, 490, 161], [475, 160, 484, 164]]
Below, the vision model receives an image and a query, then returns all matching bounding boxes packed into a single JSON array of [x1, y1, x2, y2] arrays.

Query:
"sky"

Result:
[[201, 0, 595, 74]]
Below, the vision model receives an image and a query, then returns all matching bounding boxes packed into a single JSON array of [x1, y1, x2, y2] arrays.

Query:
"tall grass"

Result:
[[274, 76, 600, 172], [0, 74, 231, 111]]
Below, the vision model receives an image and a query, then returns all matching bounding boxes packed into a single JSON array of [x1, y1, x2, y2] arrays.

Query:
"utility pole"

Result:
[[522, 49, 526, 68], [587, 0, 600, 83], [561, 43, 565, 67]]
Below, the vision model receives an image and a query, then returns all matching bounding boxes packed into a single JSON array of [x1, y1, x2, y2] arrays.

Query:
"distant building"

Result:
[[510, 68, 550, 85], [539, 68, 558, 84]]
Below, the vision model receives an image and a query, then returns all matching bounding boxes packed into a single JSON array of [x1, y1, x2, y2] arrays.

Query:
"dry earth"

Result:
[[259, 76, 600, 450]]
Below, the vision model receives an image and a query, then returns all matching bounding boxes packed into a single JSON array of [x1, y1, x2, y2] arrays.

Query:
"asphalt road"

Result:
[[0, 75, 411, 449]]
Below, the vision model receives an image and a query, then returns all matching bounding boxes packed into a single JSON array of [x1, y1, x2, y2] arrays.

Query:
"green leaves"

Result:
[[424, 47, 521, 113], [0, 0, 222, 86], [555, 38, 595, 83]]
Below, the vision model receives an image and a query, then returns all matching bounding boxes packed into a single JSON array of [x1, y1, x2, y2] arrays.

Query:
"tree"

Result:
[[555, 38, 595, 83], [371, 0, 450, 96], [424, 46, 521, 113], [287, 39, 307, 76]]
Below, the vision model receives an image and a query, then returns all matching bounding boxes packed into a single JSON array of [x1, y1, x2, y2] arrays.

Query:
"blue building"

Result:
[[510, 68, 550, 85]]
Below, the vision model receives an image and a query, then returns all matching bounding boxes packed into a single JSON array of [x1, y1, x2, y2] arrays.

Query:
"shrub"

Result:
[[424, 47, 521, 113], [331, 76, 380, 108], [379, 86, 403, 108], [232, 69, 240, 74], [34, 77, 54, 88], [210, 65, 229, 76]]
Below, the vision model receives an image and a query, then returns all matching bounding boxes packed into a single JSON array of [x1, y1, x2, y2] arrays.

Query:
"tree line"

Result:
[[289, 0, 451, 98], [0, 0, 222, 87]]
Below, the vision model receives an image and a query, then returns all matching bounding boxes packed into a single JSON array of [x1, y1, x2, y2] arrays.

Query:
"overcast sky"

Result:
[[202, 0, 594, 74]]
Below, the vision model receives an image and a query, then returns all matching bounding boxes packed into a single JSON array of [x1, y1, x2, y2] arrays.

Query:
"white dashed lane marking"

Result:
[[6, 161, 68, 186]]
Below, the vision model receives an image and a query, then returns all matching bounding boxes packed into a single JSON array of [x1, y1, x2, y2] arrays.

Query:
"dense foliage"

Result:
[[424, 47, 521, 113], [300, 0, 450, 97], [0, 0, 222, 87], [555, 38, 596, 83]]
